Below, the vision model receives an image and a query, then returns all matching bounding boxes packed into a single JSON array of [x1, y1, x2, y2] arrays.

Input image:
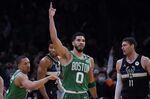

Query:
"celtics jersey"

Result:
[[62, 51, 91, 91], [4, 70, 27, 99]]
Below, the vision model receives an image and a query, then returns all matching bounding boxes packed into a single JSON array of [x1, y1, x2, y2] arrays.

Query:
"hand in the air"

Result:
[[49, 2, 56, 17]]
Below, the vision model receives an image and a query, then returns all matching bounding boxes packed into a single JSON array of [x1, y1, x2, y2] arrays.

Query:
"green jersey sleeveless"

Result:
[[62, 51, 91, 91], [4, 70, 27, 99]]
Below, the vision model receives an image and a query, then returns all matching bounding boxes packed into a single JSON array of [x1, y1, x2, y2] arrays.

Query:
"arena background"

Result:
[[0, 0, 150, 98]]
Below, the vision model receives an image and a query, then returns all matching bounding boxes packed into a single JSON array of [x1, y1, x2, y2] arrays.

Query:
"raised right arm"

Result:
[[49, 2, 69, 59], [115, 59, 123, 99]]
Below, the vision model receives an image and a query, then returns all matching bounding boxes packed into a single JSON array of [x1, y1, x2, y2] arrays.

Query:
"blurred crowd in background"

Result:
[[0, 0, 150, 98]]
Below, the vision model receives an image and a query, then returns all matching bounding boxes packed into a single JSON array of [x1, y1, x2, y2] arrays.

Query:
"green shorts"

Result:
[[62, 92, 89, 99]]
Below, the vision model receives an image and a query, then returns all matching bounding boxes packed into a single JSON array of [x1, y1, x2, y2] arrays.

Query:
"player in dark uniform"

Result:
[[115, 37, 150, 99], [37, 41, 61, 99]]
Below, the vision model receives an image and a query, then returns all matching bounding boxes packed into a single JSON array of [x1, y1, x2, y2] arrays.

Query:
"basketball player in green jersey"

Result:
[[4, 56, 58, 99], [49, 2, 98, 99], [0, 76, 4, 99]]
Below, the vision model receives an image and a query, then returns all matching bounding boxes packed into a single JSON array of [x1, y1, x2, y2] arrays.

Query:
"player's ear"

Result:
[[131, 44, 134, 49], [72, 41, 74, 46]]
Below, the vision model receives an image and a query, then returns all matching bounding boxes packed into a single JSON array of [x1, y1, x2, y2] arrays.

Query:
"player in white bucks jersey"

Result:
[[49, 2, 98, 99], [115, 37, 150, 99]]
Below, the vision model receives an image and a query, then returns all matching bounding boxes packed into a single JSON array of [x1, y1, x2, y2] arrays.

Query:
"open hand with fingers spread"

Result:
[[49, 2, 56, 18]]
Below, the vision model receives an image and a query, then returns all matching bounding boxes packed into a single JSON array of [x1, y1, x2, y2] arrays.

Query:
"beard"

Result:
[[49, 51, 57, 57], [75, 46, 84, 52]]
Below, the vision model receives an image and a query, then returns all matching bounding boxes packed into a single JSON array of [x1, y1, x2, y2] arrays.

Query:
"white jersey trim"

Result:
[[46, 71, 60, 76], [121, 72, 147, 78], [64, 90, 87, 94]]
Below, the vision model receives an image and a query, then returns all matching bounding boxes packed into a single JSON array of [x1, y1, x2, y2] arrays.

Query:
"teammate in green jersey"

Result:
[[49, 2, 98, 99], [4, 56, 58, 99], [0, 76, 4, 99]]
